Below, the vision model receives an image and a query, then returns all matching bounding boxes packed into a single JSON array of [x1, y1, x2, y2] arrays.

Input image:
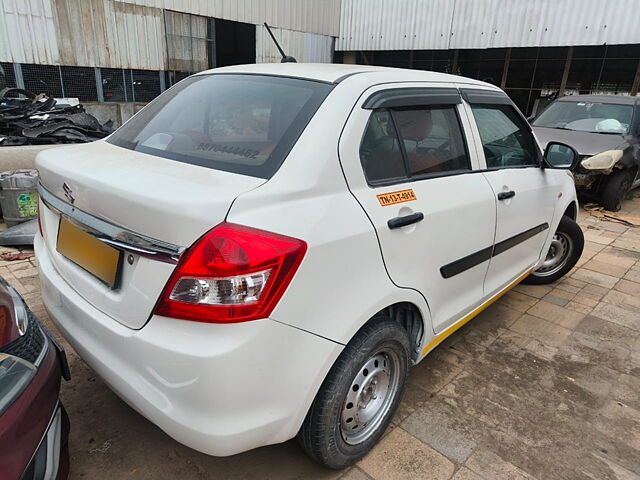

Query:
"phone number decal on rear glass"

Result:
[[376, 189, 417, 207]]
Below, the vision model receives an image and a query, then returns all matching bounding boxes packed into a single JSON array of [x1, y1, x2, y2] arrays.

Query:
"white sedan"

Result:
[[35, 63, 583, 468]]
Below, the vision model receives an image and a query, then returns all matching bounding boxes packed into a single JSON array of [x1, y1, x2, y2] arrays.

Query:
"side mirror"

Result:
[[543, 142, 579, 170]]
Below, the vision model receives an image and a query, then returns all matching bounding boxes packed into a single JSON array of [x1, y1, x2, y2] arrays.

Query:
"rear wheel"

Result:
[[601, 169, 631, 212], [523, 215, 584, 285], [298, 317, 410, 469]]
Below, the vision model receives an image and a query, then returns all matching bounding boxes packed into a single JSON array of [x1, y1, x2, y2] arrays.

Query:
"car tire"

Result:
[[523, 215, 584, 285], [297, 316, 410, 469], [601, 169, 631, 212]]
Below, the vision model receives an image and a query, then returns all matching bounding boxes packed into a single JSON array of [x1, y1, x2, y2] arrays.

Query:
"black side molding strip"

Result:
[[493, 223, 549, 256], [440, 246, 493, 279], [440, 223, 549, 279]]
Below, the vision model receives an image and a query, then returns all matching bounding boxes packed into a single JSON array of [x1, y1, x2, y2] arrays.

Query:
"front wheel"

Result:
[[601, 169, 631, 212], [297, 316, 410, 469], [523, 215, 584, 285]]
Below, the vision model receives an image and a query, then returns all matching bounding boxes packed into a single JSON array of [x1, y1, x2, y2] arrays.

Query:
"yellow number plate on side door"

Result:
[[56, 217, 121, 288]]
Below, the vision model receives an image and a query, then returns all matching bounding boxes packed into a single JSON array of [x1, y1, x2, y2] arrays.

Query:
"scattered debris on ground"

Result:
[[0, 247, 34, 261], [584, 203, 640, 227], [0, 87, 113, 146]]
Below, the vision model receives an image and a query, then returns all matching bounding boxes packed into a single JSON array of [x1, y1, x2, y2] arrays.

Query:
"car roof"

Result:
[[196, 63, 492, 88], [556, 94, 639, 106]]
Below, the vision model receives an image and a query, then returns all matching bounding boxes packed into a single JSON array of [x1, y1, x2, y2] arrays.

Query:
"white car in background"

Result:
[[34, 64, 583, 468]]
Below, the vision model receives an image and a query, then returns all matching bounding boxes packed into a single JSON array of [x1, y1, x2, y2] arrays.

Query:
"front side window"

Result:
[[532, 101, 633, 134], [107, 74, 333, 178], [471, 105, 540, 168], [359, 105, 471, 184]]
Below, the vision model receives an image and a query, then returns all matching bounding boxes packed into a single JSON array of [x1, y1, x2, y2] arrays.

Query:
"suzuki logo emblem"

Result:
[[62, 182, 75, 204]]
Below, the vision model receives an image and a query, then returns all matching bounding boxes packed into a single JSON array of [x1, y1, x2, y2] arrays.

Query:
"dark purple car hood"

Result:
[[533, 126, 630, 157]]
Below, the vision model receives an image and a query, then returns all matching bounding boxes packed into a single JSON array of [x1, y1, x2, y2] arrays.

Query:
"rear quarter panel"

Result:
[[226, 79, 432, 346]]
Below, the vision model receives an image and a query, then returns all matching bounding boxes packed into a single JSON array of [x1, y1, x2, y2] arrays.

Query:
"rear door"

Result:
[[339, 84, 497, 334], [461, 88, 556, 294]]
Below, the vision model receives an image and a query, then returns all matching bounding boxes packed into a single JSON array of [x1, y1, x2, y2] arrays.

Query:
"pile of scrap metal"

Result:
[[0, 87, 113, 146]]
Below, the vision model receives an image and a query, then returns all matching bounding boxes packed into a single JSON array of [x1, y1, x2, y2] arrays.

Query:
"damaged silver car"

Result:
[[532, 95, 640, 211]]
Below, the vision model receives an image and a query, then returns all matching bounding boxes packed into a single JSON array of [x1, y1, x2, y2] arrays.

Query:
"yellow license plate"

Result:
[[56, 217, 121, 288]]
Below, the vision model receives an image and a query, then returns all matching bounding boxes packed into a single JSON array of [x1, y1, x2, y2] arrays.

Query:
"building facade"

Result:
[[0, 0, 339, 102], [335, 0, 640, 115]]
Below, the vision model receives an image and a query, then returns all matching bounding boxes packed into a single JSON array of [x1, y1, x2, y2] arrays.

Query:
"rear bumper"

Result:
[[36, 234, 342, 456]]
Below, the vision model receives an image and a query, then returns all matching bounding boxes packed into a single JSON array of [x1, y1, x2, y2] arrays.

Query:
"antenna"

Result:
[[263, 22, 297, 63]]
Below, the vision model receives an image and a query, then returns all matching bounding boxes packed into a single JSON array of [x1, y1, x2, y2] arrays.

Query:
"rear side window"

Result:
[[359, 105, 471, 184], [107, 74, 333, 178], [359, 110, 406, 183], [470, 105, 540, 168]]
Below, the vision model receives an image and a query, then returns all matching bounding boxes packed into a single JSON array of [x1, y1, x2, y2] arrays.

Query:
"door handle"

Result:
[[388, 212, 424, 229], [497, 190, 516, 201]]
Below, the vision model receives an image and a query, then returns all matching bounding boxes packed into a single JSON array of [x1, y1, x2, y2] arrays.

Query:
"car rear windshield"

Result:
[[533, 101, 634, 135], [107, 74, 333, 178]]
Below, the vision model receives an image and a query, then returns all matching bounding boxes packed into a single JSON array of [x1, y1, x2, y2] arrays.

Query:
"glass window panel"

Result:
[[470, 105, 539, 168], [360, 109, 406, 183], [393, 106, 471, 176]]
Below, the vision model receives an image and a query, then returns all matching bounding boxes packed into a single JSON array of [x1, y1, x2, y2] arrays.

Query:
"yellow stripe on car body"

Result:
[[421, 269, 532, 357]]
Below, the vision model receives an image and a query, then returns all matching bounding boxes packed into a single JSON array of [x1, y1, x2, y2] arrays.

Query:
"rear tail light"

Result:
[[153, 223, 307, 323]]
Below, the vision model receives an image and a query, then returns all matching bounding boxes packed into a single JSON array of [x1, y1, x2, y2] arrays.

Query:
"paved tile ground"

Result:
[[3, 193, 640, 480]]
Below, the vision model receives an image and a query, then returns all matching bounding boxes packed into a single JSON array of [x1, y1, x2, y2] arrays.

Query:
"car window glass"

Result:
[[359, 109, 406, 183], [471, 105, 539, 168], [107, 75, 333, 179], [533, 101, 633, 134], [393, 107, 470, 176]]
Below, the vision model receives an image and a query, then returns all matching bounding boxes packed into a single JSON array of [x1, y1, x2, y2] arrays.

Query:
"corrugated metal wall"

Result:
[[119, 0, 341, 37], [164, 10, 209, 72], [55, 0, 166, 70], [0, 0, 338, 68], [0, 0, 60, 65], [0, 0, 166, 68], [338, 0, 640, 51], [256, 25, 333, 63]]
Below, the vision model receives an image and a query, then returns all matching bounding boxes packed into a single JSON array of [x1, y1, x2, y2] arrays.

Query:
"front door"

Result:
[[339, 84, 497, 334], [462, 93, 557, 295]]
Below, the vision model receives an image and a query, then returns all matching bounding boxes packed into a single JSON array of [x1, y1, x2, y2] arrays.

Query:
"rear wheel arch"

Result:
[[358, 302, 425, 364]]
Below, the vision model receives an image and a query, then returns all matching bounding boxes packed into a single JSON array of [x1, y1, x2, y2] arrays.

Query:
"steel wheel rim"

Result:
[[533, 231, 573, 277], [340, 348, 400, 445]]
